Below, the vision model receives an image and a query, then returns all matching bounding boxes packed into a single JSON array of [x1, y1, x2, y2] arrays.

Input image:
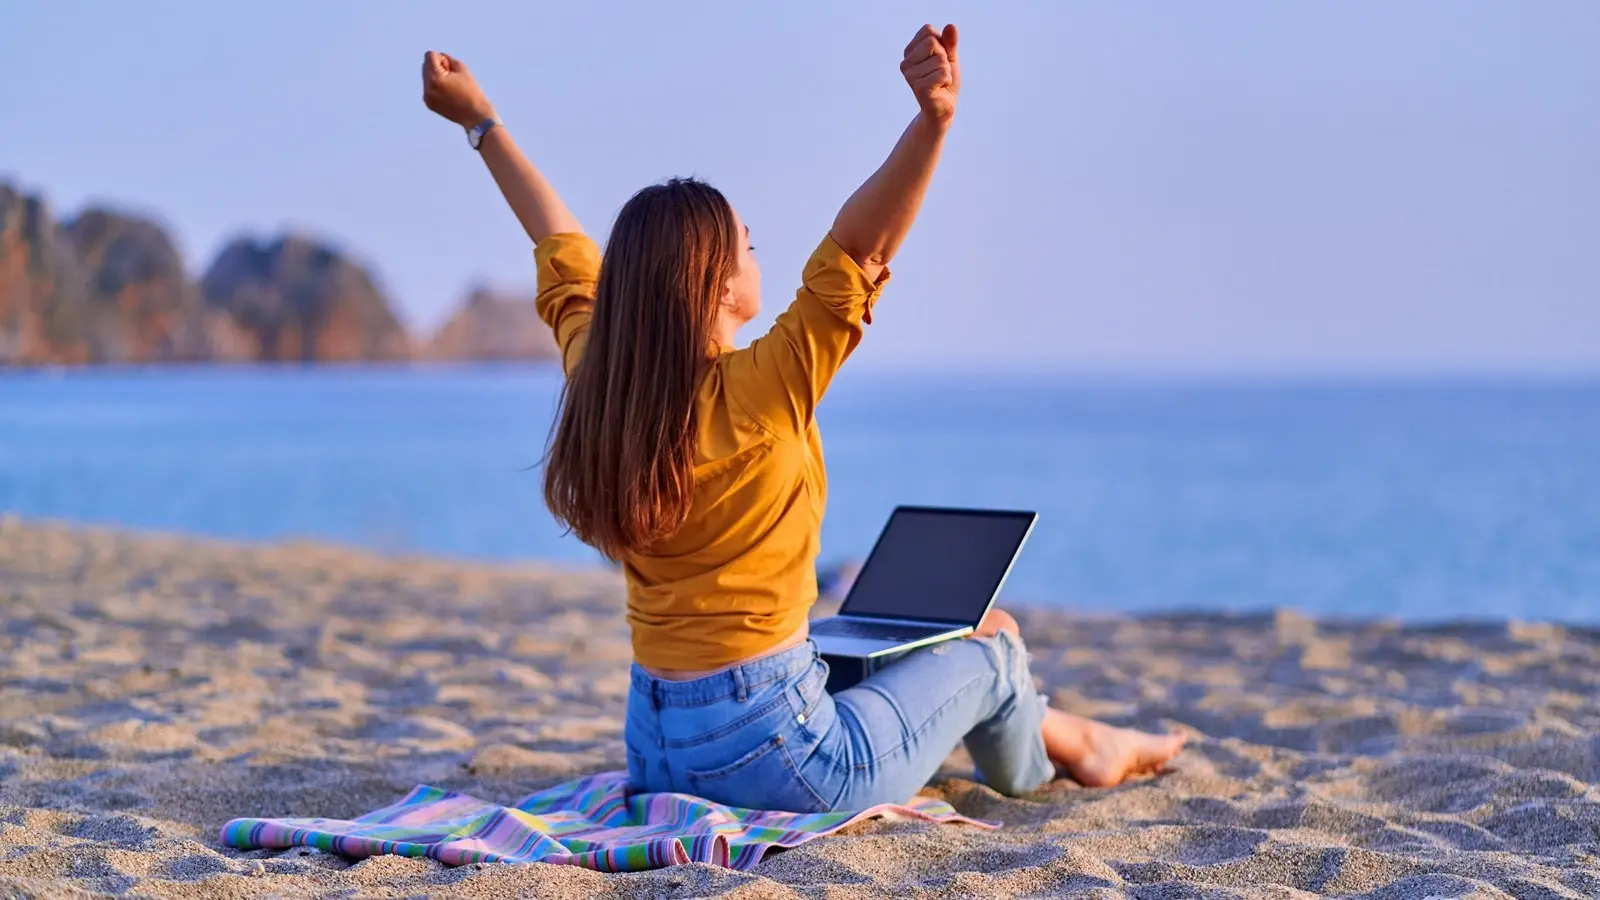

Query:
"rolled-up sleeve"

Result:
[[534, 233, 601, 376], [727, 233, 890, 436]]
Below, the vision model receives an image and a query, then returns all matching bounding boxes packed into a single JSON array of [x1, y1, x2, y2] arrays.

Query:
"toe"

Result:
[[1136, 731, 1186, 772]]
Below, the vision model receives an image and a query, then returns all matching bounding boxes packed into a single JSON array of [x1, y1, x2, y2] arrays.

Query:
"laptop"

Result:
[[810, 506, 1036, 687]]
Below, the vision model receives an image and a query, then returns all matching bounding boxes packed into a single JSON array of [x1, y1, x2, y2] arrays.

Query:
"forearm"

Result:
[[477, 127, 584, 243], [829, 112, 950, 281]]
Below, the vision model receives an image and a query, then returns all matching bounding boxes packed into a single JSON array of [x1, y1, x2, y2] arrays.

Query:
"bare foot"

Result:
[[968, 607, 1020, 639], [1044, 711, 1187, 787]]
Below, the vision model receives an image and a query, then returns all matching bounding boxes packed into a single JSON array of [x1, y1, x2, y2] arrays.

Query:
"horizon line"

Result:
[[4, 359, 1597, 384]]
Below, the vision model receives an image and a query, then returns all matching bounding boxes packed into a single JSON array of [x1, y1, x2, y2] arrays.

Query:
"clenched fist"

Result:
[[901, 24, 960, 124], [422, 51, 496, 128]]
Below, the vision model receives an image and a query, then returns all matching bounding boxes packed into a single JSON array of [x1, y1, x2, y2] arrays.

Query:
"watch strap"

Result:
[[466, 117, 502, 150]]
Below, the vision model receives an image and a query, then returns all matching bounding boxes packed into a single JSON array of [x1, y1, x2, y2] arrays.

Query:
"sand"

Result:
[[0, 516, 1596, 899]]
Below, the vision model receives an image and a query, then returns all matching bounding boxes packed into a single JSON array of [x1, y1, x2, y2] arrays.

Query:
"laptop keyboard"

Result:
[[811, 618, 946, 643]]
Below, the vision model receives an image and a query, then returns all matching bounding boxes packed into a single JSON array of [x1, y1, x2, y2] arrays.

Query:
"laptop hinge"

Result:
[[836, 615, 970, 631]]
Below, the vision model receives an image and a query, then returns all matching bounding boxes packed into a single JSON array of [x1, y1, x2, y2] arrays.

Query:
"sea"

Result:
[[2, 366, 1596, 624]]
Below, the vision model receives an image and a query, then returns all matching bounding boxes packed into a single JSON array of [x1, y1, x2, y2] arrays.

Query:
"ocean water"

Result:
[[2, 366, 1596, 624]]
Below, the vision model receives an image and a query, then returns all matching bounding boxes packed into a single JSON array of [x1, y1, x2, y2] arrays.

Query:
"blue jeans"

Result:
[[624, 632, 1054, 812]]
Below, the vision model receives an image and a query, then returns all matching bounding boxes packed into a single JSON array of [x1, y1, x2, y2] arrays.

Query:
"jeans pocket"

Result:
[[685, 735, 829, 813]]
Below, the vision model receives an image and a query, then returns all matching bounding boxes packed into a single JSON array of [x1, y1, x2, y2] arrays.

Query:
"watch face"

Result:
[[467, 127, 481, 149]]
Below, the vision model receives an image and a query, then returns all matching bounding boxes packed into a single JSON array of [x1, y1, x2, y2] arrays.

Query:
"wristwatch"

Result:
[[466, 117, 502, 150]]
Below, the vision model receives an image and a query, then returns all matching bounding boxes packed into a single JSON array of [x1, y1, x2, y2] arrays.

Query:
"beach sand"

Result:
[[1, 516, 1596, 899]]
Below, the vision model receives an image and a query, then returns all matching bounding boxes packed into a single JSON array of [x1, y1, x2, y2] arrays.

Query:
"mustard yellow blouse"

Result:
[[534, 232, 889, 670]]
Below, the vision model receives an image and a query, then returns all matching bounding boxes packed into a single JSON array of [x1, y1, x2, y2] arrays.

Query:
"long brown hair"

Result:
[[543, 178, 741, 559]]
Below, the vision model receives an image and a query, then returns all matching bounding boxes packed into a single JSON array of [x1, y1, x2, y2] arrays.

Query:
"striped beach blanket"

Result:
[[221, 770, 994, 872]]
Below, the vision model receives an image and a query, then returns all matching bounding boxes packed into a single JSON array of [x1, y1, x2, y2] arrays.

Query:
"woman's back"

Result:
[[534, 231, 887, 671]]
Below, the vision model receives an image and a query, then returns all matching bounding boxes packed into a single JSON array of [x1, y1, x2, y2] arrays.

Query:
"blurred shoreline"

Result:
[[2, 180, 561, 367]]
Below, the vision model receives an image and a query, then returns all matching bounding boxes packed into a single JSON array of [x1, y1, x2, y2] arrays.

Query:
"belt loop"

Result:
[[732, 665, 748, 703], [651, 678, 663, 711]]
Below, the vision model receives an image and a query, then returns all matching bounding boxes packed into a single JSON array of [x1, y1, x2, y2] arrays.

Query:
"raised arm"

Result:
[[421, 51, 583, 243], [726, 24, 962, 434], [829, 24, 960, 283], [422, 50, 594, 373]]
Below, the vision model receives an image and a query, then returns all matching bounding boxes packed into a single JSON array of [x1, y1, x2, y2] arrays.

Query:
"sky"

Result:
[[2, 1, 1596, 374]]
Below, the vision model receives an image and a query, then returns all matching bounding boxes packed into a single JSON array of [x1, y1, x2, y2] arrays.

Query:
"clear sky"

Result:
[[2, 1, 1595, 373]]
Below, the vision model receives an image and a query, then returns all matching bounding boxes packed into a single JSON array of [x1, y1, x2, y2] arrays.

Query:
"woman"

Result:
[[421, 24, 1184, 812]]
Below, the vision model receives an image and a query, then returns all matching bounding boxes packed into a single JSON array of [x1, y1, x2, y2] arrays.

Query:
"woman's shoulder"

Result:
[[534, 233, 602, 284], [697, 357, 781, 438]]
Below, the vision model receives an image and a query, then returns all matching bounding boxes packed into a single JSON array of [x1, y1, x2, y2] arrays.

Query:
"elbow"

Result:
[[850, 247, 891, 282], [829, 232, 889, 272]]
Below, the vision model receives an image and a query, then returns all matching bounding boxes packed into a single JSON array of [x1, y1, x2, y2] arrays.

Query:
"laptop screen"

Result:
[[837, 507, 1036, 626]]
